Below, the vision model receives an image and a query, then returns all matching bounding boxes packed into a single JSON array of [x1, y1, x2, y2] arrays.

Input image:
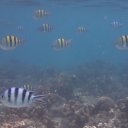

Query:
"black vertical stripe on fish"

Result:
[[9, 36, 13, 47], [14, 36, 17, 46], [28, 91, 33, 103], [125, 35, 128, 47], [61, 39, 63, 48], [125, 35, 128, 43], [14, 88, 19, 103], [8, 88, 11, 103], [22, 89, 27, 104]]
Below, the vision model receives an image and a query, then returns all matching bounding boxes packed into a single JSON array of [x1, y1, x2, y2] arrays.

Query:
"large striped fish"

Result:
[[1, 87, 44, 108], [0, 35, 23, 51]]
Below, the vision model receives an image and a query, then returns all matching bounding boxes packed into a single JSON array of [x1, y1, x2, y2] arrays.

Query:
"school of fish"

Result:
[[0, 7, 127, 109]]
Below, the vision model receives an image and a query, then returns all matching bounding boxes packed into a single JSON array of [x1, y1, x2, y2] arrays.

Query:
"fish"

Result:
[[115, 35, 128, 50], [23, 84, 32, 90], [1, 87, 45, 108], [38, 24, 53, 32], [52, 38, 71, 50], [0, 35, 23, 51], [34, 9, 50, 19], [77, 26, 87, 32], [16, 26, 24, 31], [111, 21, 123, 28]]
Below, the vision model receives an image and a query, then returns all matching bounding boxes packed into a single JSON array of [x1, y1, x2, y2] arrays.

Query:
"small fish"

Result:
[[39, 24, 53, 32], [1, 87, 45, 108], [52, 38, 71, 50], [23, 84, 32, 90], [77, 26, 87, 32], [0, 35, 23, 51], [115, 35, 128, 50], [34, 9, 50, 19], [16, 26, 24, 31], [111, 21, 123, 28]]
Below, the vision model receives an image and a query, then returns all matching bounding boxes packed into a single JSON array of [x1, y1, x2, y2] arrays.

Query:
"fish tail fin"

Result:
[[33, 95, 47, 105], [33, 95, 45, 99]]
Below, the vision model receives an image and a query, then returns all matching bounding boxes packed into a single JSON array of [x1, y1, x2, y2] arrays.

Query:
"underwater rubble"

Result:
[[0, 61, 128, 128]]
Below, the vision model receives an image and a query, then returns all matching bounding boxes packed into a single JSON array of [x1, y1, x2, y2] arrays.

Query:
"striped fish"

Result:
[[39, 24, 53, 32], [77, 26, 87, 33], [52, 38, 71, 50], [1, 87, 44, 108], [16, 26, 24, 31], [115, 35, 128, 50], [34, 9, 49, 19], [111, 21, 123, 28], [0, 35, 23, 50]]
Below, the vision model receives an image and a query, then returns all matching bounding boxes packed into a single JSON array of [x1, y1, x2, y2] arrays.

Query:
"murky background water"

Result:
[[0, 0, 128, 128]]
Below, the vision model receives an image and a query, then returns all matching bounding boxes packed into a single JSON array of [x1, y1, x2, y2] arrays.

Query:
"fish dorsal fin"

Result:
[[23, 84, 32, 90]]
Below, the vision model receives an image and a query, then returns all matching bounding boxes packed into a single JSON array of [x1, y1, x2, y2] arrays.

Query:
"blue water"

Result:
[[0, 0, 128, 70]]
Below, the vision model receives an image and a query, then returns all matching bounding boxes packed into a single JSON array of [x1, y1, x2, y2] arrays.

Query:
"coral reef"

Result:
[[0, 61, 128, 127]]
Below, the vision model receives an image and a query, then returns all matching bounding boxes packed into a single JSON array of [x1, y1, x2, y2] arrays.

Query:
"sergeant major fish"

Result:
[[77, 26, 87, 33], [115, 35, 128, 50], [1, 87, 45, 108], [16, 25, 24, 31], [0, 35, 23, 51], [38, 24, 53, 32], [34, 9, 50, 19], [111, 21, 123, 28], [52, 38, 71, 50]]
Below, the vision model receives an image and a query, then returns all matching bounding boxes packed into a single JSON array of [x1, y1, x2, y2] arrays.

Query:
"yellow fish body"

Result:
[[35, 9, 49, 19], [52, 38, 71, 50], [39, 24, 53, 32], [77, 26, 87, 33], [0, 35, 23, 50]]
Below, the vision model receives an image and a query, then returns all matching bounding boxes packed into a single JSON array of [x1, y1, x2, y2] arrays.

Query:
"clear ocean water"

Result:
[[0, 0, 128, 70]]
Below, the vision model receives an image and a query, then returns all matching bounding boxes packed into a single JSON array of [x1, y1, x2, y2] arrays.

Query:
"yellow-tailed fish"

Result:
[[39, 24, 53, 32], [115, 35, 128, 50], [34, 9, 50, 19], [0, 35, 23, 51], [52, 38, 71, 50]]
